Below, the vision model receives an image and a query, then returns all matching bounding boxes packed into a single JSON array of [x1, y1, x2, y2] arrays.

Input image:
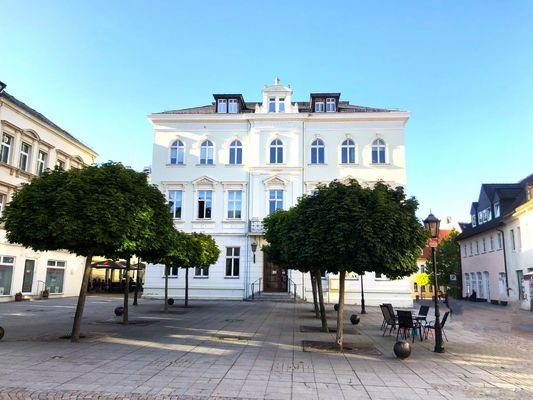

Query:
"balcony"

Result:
[[249, 219, 265, 235]]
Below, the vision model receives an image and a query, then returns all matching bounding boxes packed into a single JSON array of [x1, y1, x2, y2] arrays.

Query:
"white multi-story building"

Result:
[[0, 82, 97, 302], [145, 79, 414, 306], [457, 175, 533, 310]]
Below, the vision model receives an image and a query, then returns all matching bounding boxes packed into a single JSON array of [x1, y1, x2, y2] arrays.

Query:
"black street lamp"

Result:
[[251, 241, 257, 264], [423, 212, 444, 353]]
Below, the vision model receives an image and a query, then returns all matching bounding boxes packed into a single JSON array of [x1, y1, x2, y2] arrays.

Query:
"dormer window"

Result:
[[228, 98, 238, 113], [471, 213, 477, 227], [279, 98, 285, 112], [315, 100, 325, 112], [326, 98, 336, 112], [494, 201, 500, 218], [269, 98, 276, 112], [217, 99, 227, 113]]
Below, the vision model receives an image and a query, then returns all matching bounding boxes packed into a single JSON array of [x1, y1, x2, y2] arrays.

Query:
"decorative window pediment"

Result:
[[193, 176, 217, 189], [263, 175, 287, 189]]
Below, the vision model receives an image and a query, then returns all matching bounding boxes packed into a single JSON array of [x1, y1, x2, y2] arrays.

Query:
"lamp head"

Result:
[[423, 213, 441, 239]]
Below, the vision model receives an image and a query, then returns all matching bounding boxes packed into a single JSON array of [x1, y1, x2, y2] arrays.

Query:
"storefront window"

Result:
[[46, 260, 66, 293], [0, 256, 14, 295]]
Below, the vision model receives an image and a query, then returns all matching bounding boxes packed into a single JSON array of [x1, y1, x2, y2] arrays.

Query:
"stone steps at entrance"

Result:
[[250, 291, 296, 303]]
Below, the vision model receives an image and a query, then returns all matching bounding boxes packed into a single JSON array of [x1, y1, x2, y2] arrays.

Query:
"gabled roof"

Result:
[[457, 174, 533, 241], [0, 90, 95, 153]]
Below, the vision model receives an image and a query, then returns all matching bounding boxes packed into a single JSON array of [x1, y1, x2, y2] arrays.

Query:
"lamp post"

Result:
[[251, 241, 257, 264], [423, 212, 444, 353]]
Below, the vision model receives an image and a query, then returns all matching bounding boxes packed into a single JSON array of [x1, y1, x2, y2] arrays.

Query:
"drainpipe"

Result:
[[496, 227, 510, 297], [245, 118, 252, 300]]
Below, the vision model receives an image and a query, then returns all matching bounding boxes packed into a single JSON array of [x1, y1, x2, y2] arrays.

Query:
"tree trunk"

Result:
[[315, 271, 328, 332], [311, 273, 319, 318], [336, 271, 345, 351], [164, 265, 169, 313], [185, 268, 189, 308], [122, 257, 131, 324], [71, 254, 93, 342]]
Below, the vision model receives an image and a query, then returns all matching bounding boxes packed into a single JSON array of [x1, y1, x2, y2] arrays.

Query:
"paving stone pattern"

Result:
[[0, 295, 532, 399]]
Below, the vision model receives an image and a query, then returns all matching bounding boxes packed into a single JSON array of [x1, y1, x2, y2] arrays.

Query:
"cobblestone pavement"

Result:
[[0, 295, 531, 400]]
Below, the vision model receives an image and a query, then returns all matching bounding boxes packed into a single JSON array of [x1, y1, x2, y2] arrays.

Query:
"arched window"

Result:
[[341, 139, 356, 164], [269, 139, 283, 164], [229, 140, 242, 165], [200, 140, 214, 165], [371, 139, 386, 164], [170, 140, 185, 165], [310, 139, 325, 164]]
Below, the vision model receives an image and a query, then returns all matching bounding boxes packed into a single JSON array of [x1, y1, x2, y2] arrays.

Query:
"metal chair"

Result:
[[396, 310, 422, 343], [416, 305, 430, 322], [380, 304, 397, 336], [424, 311, 449, 341]]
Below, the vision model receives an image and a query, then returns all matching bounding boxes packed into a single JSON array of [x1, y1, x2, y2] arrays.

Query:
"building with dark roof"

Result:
[[145, 78, 416, 306], [457, 175, 533, 310], [0, 83, 97, 302]]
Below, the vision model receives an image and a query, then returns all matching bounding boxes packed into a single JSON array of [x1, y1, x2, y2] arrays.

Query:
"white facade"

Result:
[[0, 86, 97, 302], [458, 177, 533, 310], [146, 80, 414, 306]]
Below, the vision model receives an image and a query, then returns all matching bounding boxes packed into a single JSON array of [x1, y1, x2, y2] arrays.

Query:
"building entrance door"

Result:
[[22, 259, 35, 293], [263, 259, 288, 292]]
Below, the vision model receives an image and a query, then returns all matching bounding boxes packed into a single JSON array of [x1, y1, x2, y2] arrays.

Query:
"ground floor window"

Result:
[[195, 267, 209, 277], [0, 256, 14, 295], [46, 260, 66, 293], [225, 247, 240, 277]]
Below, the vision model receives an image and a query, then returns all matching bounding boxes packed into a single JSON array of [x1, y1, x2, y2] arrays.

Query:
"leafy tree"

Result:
[[415, 272, 430, 298], [2, 162, 174, 340], [425, 229, 461, 293]]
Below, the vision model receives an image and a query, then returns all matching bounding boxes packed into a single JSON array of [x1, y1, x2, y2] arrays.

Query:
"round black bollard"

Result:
[[0, 326, 4, 340], [393, 340, 412, 359], [167, 298, 174, 305], [334, 303, 339, 311], [114, 306, 124, 316], [350, 314, 360, 325]]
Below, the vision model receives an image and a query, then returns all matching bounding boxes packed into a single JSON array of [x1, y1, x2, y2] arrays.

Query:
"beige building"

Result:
[[0, 82, 97, 302], [457, 175, 533, 310]]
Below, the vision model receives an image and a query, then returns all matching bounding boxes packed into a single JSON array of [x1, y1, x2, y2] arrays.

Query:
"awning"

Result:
[[90, 259, 145, 270]]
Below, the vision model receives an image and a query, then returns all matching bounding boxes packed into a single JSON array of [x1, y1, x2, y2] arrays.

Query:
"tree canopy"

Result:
[[425, 229, 461, 288], [2, 162, 175, 339]]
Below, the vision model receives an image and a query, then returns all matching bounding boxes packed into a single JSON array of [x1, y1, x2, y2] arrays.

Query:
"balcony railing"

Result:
[[249, 219, 265, 234]]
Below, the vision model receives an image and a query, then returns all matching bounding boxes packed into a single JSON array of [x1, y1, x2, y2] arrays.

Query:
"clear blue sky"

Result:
[[1, 1, 532, 222]]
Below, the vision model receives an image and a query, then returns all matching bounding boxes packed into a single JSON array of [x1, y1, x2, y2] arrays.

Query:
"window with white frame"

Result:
[[1, 133, 13, 164], [490, 235, 494, 251], [494, 201, 500, 217], [56, 159, 66, 169], [170, 140, 185, 165], [268, 98, 276, 112], [0, 193, 5, 218], [229, 140, 242, 165], [314, 99, 325, 112], [463, 244, 467, 257], [269, 190, 283, 214], [497, 232, 503, 249], [278, 98, 285, 112], [482, 238, 487, 252], [227, 190, 242, 219], [19, 142, 31, 171], [475, 240, 479, 254], [371, 139, 386, 164], [195, 267, 209, 277], [269, 139, 283, 164], [471, 213, 477, 227], [326, 98, 336, 112], [225, 247, 240, 277], [198, 190, 212, 219], [510, 229, 516, 250], [200, 140, 214, 165], [166, 265, 178, 277], [0, 255, 14, 295], [37, 151, 48, 176], [217, 99, 227, 113], [341, 139, 356, 164], [469, 242, 473, 256], [517, 227, 522, 249], [46, 260, 65, 294], [310, 139, 325, 164], [168, 190, 182, 219], [228, 98, 238, 113]]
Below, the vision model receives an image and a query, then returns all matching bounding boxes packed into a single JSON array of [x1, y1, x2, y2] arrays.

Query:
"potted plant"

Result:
[[41, 289, 49, 299], [14, 292, 23, 302]]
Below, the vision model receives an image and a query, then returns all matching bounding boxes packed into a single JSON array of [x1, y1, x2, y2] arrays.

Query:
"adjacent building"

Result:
[[145, 79, 414, 306], [457, 175, 533, 310], [0, 82, 97, 302]]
